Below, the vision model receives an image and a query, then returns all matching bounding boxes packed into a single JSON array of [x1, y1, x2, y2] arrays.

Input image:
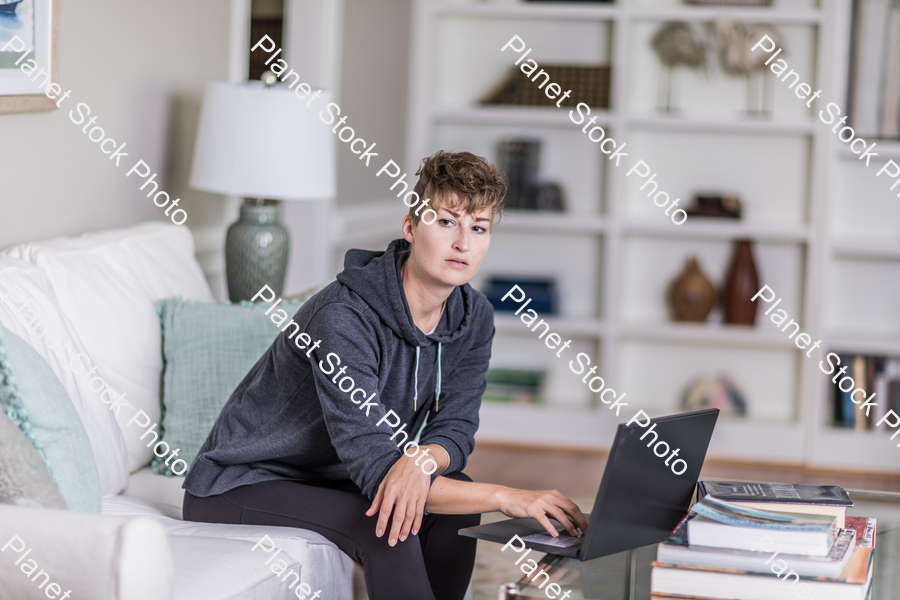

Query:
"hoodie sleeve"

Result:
[[419, 307, 494, 475], [302, 302, 403, 499]]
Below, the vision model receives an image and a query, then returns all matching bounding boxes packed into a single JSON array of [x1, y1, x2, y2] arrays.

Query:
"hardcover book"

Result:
[[687, 497, 838, 556], [698, 481, 852, 506]]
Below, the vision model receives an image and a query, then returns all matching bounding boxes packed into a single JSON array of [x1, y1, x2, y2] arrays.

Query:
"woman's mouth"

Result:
[[446, 258, 468, 269]]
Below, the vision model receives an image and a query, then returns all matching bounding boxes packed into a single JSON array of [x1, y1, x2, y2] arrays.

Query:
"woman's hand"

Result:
[[366, 452, 433, 546], [495, 488, 589, 537]]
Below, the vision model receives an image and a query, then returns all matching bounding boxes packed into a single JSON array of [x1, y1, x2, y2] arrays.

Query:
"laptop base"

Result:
[[459, 516, 588, 558]]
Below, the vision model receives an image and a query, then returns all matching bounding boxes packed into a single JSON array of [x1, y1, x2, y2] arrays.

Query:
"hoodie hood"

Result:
[[336, 238, 475, 347]]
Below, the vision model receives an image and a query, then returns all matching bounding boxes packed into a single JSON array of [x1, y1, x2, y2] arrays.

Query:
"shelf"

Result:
[[432, 107, 610, 128], [618, 322, 797, 350], [621, 220, 810, 244], [429, 2, 820, 25], [494, 313, 604, 338], [837, 140, 900, 161], [832, 240, 900, 261], [825, 334, 900, 357], [500, 211, 605, 234], [476, 402, 804, 462], [809, 427, 900, 473], [431, 2, 618, 21], [626, 115, 816, 136], [627, 7, 822, 25]]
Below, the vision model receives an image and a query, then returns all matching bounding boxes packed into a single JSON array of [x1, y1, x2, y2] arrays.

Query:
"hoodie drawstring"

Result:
[[435, 343, 442, 412], [413, 346, 420, 412], [413, 342, 443, 413]]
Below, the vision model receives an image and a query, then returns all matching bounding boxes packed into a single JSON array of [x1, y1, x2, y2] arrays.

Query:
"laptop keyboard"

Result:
[[521, 532, 584, 548]]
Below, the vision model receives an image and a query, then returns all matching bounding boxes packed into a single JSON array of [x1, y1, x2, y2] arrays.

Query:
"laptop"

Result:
[[459, 408, 719, 560]]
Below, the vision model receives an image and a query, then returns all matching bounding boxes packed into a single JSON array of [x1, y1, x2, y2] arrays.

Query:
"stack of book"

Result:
[[829, 354, 900, 430], [651, 481, 876, 600]]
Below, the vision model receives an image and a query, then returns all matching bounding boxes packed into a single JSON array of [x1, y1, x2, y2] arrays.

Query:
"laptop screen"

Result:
[[580, 408, 719, 560]]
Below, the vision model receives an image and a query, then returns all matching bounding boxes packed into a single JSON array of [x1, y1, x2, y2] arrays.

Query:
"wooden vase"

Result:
[[723, 239, 760, 325], [669, 256, 716, 322]]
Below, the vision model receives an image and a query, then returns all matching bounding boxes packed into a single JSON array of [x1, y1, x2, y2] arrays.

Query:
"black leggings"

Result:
[[183, 473, 480, 600]]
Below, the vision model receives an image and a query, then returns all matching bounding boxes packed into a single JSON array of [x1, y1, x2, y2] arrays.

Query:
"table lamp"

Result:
[[190, 76, 335, 301]]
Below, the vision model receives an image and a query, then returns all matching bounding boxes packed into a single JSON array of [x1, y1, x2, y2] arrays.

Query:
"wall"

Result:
[[0, 0, 231, 249], [335, 0, 412, 210]]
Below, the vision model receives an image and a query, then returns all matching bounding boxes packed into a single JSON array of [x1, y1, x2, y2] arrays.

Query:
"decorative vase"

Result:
[[225, 200, 290, 302], [668, 256, 716, 322], [722, 239, 760, 325]]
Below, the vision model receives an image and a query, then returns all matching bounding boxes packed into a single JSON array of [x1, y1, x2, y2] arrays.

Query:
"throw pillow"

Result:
[[0, 325, 102, 512], [154, 294, 316, 476], [0, 257, 130, 497], [0, 411, 67, 509], [2, 222, 215, 473]]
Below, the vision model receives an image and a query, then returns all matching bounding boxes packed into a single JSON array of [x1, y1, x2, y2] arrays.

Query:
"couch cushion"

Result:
[[155, 298, 294, 476], [125, 466, 188, 519], [0, 257, 130, 497], [3, 222, 215, 472], [0, 410, 67, 509], [0, 325, 101, 512], [169, 536, 306, 600]]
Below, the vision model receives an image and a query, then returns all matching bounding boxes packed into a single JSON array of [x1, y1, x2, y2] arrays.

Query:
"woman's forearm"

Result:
[[425, 475, 509, 514]]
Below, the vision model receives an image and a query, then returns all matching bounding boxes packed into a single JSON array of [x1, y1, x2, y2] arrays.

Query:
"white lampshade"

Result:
[[190, 81, 336, 200]]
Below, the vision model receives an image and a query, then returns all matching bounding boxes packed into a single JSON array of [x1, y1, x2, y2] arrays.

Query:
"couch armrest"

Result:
[[0, 504, 173, 600]]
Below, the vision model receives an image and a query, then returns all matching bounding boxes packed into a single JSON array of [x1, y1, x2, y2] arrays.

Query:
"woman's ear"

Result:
[[402, 214, 416, 244]]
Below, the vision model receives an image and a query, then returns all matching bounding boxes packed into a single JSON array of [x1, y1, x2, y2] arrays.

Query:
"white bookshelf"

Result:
[[405, 0, 900, 473]]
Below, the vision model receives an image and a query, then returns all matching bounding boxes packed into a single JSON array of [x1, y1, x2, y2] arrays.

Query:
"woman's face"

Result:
[[402, 201, 492, 289]]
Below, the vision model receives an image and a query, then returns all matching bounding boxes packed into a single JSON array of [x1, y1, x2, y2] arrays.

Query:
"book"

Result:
[[872, 358, 888, 426], [651, 517, 877, 600], [852, 356, 866, 431], [657, 513, 857, 578], [698, 481, 852, 527], [687, 497, 838, 556], [482, 368, 545, 405], [650, 546, 873, 600]]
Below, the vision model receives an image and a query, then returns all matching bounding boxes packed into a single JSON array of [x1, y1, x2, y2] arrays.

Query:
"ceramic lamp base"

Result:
[[225, 200, 289, 302]]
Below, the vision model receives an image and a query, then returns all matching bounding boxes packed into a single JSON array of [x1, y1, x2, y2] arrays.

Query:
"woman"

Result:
[[182, 151, 588, 600]]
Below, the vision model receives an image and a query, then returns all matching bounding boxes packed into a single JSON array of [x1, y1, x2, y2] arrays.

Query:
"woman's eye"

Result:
[[473, 226, 486, 233], [439, 219, 455, 227]]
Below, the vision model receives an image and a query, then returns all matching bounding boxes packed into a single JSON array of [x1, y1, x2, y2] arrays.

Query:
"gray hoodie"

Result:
[[183, 238, 495, 499]]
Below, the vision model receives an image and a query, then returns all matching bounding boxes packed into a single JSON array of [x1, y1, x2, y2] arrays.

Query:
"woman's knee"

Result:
[[183, 492, 243, 524]]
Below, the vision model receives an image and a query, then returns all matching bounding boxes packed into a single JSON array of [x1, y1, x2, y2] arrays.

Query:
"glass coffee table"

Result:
[[498, 490, 900, 600]]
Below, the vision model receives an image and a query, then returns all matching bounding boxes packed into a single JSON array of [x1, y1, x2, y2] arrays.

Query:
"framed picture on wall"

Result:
[[0, 0, 59, 114]]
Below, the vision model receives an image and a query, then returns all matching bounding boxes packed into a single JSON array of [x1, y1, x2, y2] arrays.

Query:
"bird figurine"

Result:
[[651, 22, 708, 113], [713, 18, 785, 115]]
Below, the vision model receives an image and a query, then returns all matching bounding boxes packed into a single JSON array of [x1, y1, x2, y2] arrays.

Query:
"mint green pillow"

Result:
[[155, 296, 312, 476], [0, 325, 101, 512]]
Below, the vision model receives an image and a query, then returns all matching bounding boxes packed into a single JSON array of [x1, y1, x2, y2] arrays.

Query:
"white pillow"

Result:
[[0, 257, 130, 497], [2, 222, 214, 472]]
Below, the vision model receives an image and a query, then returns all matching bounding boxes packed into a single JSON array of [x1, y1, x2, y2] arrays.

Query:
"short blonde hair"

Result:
[[408, 151, 507, 227]]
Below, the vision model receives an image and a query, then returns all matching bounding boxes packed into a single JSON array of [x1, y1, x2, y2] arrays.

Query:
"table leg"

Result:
[[623, 548, 638, 600], [498, 582, 518, 599]]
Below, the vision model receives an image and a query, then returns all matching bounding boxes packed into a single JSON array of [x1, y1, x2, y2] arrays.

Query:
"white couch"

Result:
[[0, 222, 366, 600]]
